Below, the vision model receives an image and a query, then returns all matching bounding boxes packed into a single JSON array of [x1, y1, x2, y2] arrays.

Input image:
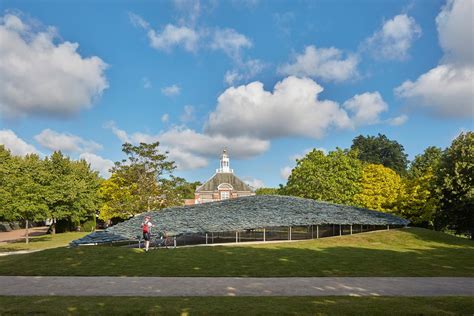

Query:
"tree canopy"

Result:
[[282, 149, 363, 205], [353, 164, 403, 213], [0, 146, 100, 239], [99, 142, 184, 220], [351, 134, 409, 174], [398, 146, 443, 226], [435, 132, 474, 238]]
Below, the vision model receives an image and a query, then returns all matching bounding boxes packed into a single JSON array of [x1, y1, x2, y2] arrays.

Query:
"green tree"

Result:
[[435, 132, 474, 239], [354, 164, 403, 213], [255, 188, 279, 195], [398, 147, 443, 226], [99, 173, 136, 220], [283, 148, 362, 205], [174, 178, 201, 200], [0, 146, 15, 222], [100, 142, 177, 220], [45, 152, 101, 233], [0, 148, 49, 243], [351, 134, 409, 174], [11, 154, 49, 243]]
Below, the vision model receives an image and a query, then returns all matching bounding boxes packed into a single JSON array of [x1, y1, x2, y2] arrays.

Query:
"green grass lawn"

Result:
[[0, 232, 88, 253], [1, 296, 473, 315], [0, 228, 472, 277]]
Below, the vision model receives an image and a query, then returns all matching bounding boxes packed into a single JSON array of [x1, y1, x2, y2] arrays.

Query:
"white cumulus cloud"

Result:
[[365, 14, 421, 61], [79, 152, 114, 178], [34, 129, 102, 153], [387, 114, 408, 126], [280, 166, 292, 181], [210, 28, 252, 60], [395, 0, 474, 118], [0, 13, 108, 118], [278, 45, 359, 82], [343, 92, 388, 126], [105, 122, 270, 171], [0, 129, 40, 156], [205, 76, 352, 139], [243, 177, 265, 189], [436, 0, 473, 64], [129, 13, 199, 52], [224, 58, 266, 86]]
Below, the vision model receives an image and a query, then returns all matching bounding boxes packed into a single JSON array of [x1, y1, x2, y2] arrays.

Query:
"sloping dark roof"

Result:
[[71, 195, 410, 245], [196, 172, 254, 192]]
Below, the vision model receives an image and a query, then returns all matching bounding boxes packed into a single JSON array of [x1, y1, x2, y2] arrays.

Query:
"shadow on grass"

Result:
[[0, 228, 472, 277]]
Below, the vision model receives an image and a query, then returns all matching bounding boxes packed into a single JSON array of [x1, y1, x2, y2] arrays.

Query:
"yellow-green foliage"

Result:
[[354, 164, 403, 212], [398, 171, 438, 225], [99, 174, 138, 220]]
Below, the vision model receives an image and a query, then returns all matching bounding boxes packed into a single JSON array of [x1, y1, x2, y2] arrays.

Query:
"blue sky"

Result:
[[0, 0, 472, 188]]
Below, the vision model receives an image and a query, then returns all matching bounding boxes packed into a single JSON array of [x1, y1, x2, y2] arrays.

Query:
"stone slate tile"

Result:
[[71, 195, 410, 245]]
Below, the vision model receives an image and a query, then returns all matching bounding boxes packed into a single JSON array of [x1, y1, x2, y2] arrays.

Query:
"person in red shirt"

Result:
[[141, 216, 153, 252]]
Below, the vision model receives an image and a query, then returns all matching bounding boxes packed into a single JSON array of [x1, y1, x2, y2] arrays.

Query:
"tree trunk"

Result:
[[25, 219, 29, 244], [50, 218, 56, 235]]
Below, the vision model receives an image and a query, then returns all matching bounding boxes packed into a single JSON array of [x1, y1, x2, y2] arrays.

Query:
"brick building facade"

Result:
[[185, 150, 255, 205]]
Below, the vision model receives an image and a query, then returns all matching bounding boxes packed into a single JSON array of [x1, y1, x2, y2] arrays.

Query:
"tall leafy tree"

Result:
[[283, 148, 363, 205], [435, 132, 474, 239], [0, 148, 48, 243], [172, 178, 201, 200], [354, 164, 403, 213], [11, 154, 49, 243], [100, 142, 178, 220], [351, 134, 409, 174], [0, 146, 15, 222], [45, 152, 101, 233], [398, 147, 443, 226]]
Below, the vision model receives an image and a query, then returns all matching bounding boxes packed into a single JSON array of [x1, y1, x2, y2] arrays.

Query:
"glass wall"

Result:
[[160, 224, 401, 248]]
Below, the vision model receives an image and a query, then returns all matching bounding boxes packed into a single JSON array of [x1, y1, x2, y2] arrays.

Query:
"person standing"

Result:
[[141, 216, 153, 252]]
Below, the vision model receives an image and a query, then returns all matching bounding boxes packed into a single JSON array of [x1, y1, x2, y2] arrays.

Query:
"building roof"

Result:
[[71, 195, 410, 245], [196, 172, 254, 192]]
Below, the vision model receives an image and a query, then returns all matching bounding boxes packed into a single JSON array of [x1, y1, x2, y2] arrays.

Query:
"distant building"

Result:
[[185, 149, 255, 205]]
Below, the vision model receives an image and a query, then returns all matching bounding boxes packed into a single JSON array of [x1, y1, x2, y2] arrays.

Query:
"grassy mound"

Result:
[[0, 228, 472, 277]]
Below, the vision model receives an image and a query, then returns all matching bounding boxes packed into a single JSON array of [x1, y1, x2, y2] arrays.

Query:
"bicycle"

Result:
[[153, 232, 175, 249]]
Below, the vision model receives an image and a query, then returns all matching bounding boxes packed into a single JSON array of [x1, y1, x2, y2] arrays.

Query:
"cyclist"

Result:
[[141, 216, 153, 252]]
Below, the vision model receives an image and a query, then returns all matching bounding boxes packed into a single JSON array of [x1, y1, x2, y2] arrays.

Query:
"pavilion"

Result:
[[71, 195, 409, 246]]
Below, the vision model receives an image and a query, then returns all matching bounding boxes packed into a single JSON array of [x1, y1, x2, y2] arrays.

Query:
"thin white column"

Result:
[[289, 226, 292, 240], [236, 231, 238, 243], [263, 228, 266, 242], [317, 225, 319, 239], [350, 225, 353, 235], [339, 224, 342, 236], [206, 233, 208, 245]]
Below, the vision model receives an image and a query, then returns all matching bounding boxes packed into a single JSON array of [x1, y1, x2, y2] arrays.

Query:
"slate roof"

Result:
[[196, 172, 254, 192], [71, 195, 409, 245]]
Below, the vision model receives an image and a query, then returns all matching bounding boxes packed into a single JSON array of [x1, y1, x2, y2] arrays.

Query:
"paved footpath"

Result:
[[0, 277, 473, 297]]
